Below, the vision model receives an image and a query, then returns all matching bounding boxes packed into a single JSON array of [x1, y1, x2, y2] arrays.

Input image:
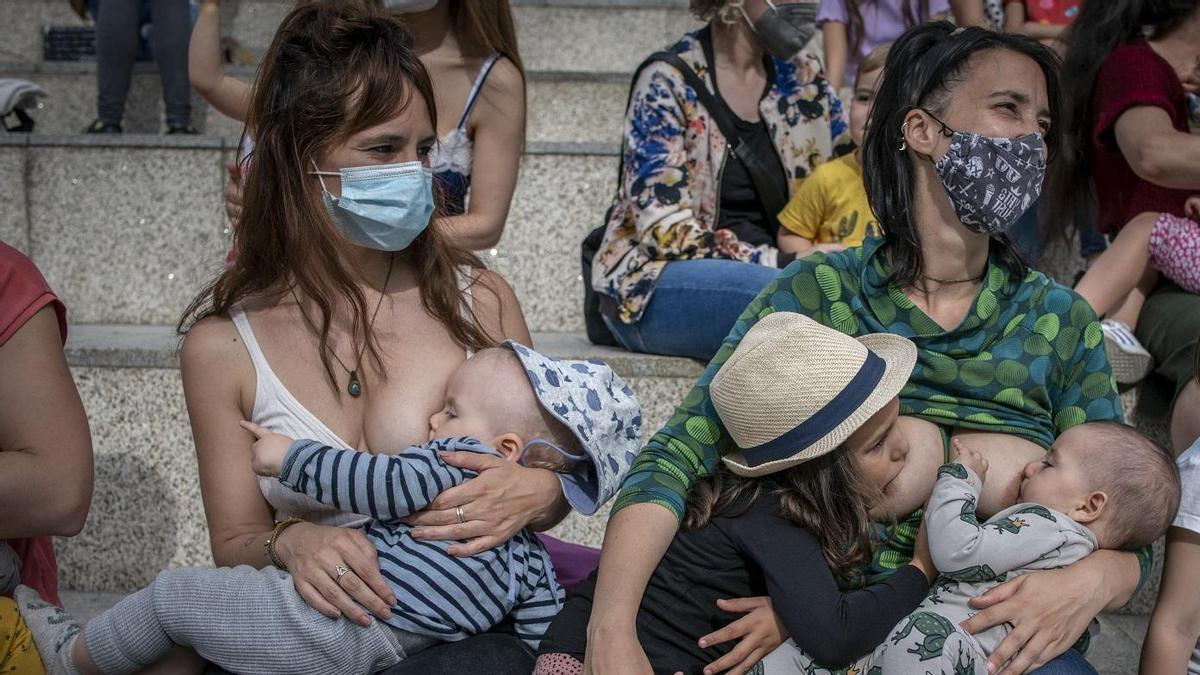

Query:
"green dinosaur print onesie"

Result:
[[761, 462, 1097, 674]]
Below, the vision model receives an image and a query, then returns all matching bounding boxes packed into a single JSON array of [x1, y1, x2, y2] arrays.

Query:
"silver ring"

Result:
[[335, 563, 352, 585], [455, 505, 466, 524]]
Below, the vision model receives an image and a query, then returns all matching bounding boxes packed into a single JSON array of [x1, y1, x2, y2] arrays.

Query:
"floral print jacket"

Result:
[[592, 27, 853, 324]]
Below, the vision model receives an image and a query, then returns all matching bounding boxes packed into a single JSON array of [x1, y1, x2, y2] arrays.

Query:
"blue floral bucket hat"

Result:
[[502, 340, 643, 515]]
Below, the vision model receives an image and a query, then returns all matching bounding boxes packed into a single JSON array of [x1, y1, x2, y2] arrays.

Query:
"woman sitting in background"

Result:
[[591, 0, 853, 361]]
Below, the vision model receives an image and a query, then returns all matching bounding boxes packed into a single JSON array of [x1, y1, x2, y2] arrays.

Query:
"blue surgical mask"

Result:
[[310, 160, 434, 251]]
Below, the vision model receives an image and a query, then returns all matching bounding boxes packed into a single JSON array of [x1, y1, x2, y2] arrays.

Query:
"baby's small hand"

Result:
[[1185, 195, 1200, 220], [951, 438, 989, 483], [240, 421, 294, 477]]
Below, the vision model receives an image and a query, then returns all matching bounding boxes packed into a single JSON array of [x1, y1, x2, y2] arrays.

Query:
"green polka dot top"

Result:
[[614, 236, 1122, 521]]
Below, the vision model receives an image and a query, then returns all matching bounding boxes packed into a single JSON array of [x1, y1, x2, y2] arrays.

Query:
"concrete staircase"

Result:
[[0, 2, 1163, 669]]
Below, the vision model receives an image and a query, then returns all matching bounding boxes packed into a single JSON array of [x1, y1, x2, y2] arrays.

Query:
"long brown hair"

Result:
[[844, 0, 931, 57], [685, 448, 879, 583], [179, 0, 493, 391], [450, 0, 524, 76]]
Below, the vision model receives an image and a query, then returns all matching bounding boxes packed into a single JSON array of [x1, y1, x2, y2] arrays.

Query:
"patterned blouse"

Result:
[[592, 27, 854, 325], [613, 236, 1123, 520]]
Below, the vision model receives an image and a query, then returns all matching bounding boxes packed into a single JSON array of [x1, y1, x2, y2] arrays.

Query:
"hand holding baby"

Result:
[[951, 438, 989, 484], [240, 421, 295, 477]]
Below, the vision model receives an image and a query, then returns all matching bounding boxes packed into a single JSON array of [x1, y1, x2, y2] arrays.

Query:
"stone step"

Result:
[[0, 134, 619, 333], [0, 132, 1099, 335], [4, 0, 699, 71], [2, 62, 631, 143], [55, 323, 700, 593]]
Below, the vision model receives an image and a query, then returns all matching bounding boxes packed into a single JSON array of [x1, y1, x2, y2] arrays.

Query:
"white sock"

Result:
[[14, 585, 82, 675]]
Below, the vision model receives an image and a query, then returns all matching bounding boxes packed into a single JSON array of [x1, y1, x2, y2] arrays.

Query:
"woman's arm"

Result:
[[182, 317, 394, 625], [181, 317, 277, 567], [732, 501, 932, 667], [584, 503, 679, 674], [1140, 527, 1200, 673], [1114, 106, 1200, 189], [822, 22, 849, 93], [188, 0, 252, 123], [0, 307, 92, 538], [436, 58, 525, 251], [963, 549, 1141, 674]]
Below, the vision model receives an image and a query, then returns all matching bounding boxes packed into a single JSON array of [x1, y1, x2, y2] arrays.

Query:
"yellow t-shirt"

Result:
[[777, 153, 880, 245]]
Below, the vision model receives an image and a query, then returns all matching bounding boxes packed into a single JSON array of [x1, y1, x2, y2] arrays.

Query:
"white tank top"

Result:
[[229, 271, 476, 525], [230, 304, 369, 528]]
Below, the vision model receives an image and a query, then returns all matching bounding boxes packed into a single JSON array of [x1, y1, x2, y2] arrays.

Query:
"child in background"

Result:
[[765, 421, 1180, 674], [777, 44, 888, 258], [1003, 0, 1079, 50], [818, 0, 948, 94], [535, 313, 932, 674], [1140, 351, 1200, 674], [17, 344, 643, 675], [1075, 197, 1200, 380]]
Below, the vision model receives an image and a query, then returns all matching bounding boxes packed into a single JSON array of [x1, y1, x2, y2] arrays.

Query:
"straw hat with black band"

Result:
[[710, 312, 918, 478]]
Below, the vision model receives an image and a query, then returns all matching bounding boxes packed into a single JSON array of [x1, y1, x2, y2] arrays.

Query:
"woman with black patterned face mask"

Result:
[[588, 0, 852, 362], [585, 23, 1147, 675]]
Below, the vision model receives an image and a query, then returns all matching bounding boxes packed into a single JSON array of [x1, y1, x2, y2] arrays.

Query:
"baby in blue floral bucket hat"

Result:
[[15, 343, 643, 675]]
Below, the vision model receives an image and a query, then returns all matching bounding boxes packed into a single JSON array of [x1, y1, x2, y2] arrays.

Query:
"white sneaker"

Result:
[[1100, 319, 1153, 385]]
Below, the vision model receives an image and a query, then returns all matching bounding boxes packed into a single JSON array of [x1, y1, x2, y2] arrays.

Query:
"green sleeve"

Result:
[[1051, 293, 1124, 433], [611, 259, 827, 520], [1050, 290, 1149, 588]]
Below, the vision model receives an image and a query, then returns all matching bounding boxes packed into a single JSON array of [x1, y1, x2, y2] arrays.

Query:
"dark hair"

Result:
[[1080, 422, 1180, 550], [861, 22, 1064, 289], [843, 0, 930, 58], [180, 0, 494, 391], [1046, 0, 1198, 232], [684, 449, 879, 583]]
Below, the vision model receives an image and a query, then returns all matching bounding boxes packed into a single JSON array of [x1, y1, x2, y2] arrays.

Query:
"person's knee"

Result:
[[1127, 211, 1162, 234]]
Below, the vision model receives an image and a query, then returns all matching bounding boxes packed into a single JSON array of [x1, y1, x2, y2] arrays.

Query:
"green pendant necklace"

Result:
[[290, 255, 395, 398]]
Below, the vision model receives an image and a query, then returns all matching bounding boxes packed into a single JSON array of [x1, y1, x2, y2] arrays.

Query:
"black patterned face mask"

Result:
[[922, 109, 1046, 235]]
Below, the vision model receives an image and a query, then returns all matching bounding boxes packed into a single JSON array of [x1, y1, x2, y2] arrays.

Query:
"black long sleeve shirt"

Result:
[[538, 493, 930, 673]]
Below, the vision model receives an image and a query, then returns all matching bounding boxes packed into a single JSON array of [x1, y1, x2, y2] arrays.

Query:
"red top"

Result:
[[1021, 0, 1079, 25], [0, 242, 67, 606], [1091, 41, 1193, 234]]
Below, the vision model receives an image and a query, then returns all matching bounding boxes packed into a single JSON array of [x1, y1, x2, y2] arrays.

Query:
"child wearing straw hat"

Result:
[[535, 312, 937, 674]]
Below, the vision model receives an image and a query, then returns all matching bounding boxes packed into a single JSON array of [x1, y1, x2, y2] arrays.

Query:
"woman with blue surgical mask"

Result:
[[199, 0, 526, 251], [176, 4, 583, 673]]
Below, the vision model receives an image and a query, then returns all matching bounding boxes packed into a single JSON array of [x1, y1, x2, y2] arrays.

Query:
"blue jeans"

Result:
[[603, 258, 780, 361], [377, 633, 533, 674], [1030, 649, 1099, 675]]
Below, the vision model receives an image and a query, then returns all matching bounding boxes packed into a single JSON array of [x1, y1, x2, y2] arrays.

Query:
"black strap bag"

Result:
[[581, 51, 787, 346]]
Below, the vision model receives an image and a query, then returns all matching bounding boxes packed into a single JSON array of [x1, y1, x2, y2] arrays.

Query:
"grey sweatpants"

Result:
[[84, 565, 435, 675], [95, 0, 191, 126]]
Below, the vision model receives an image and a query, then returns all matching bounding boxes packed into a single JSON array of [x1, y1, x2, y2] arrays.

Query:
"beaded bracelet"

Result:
[[265, 517, 305, 571]]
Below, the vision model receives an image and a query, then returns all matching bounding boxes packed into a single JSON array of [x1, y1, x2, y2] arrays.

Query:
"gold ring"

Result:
[[455, 505, 466, 524]]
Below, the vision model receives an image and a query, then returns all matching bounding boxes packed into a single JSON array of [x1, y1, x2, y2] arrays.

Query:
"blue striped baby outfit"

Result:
[[279, 436, 564, 649]]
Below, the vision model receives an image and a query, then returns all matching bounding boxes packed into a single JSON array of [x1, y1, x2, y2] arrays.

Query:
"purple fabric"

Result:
[[816, 0, 951, 86], [537, 533, 601, 592]]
